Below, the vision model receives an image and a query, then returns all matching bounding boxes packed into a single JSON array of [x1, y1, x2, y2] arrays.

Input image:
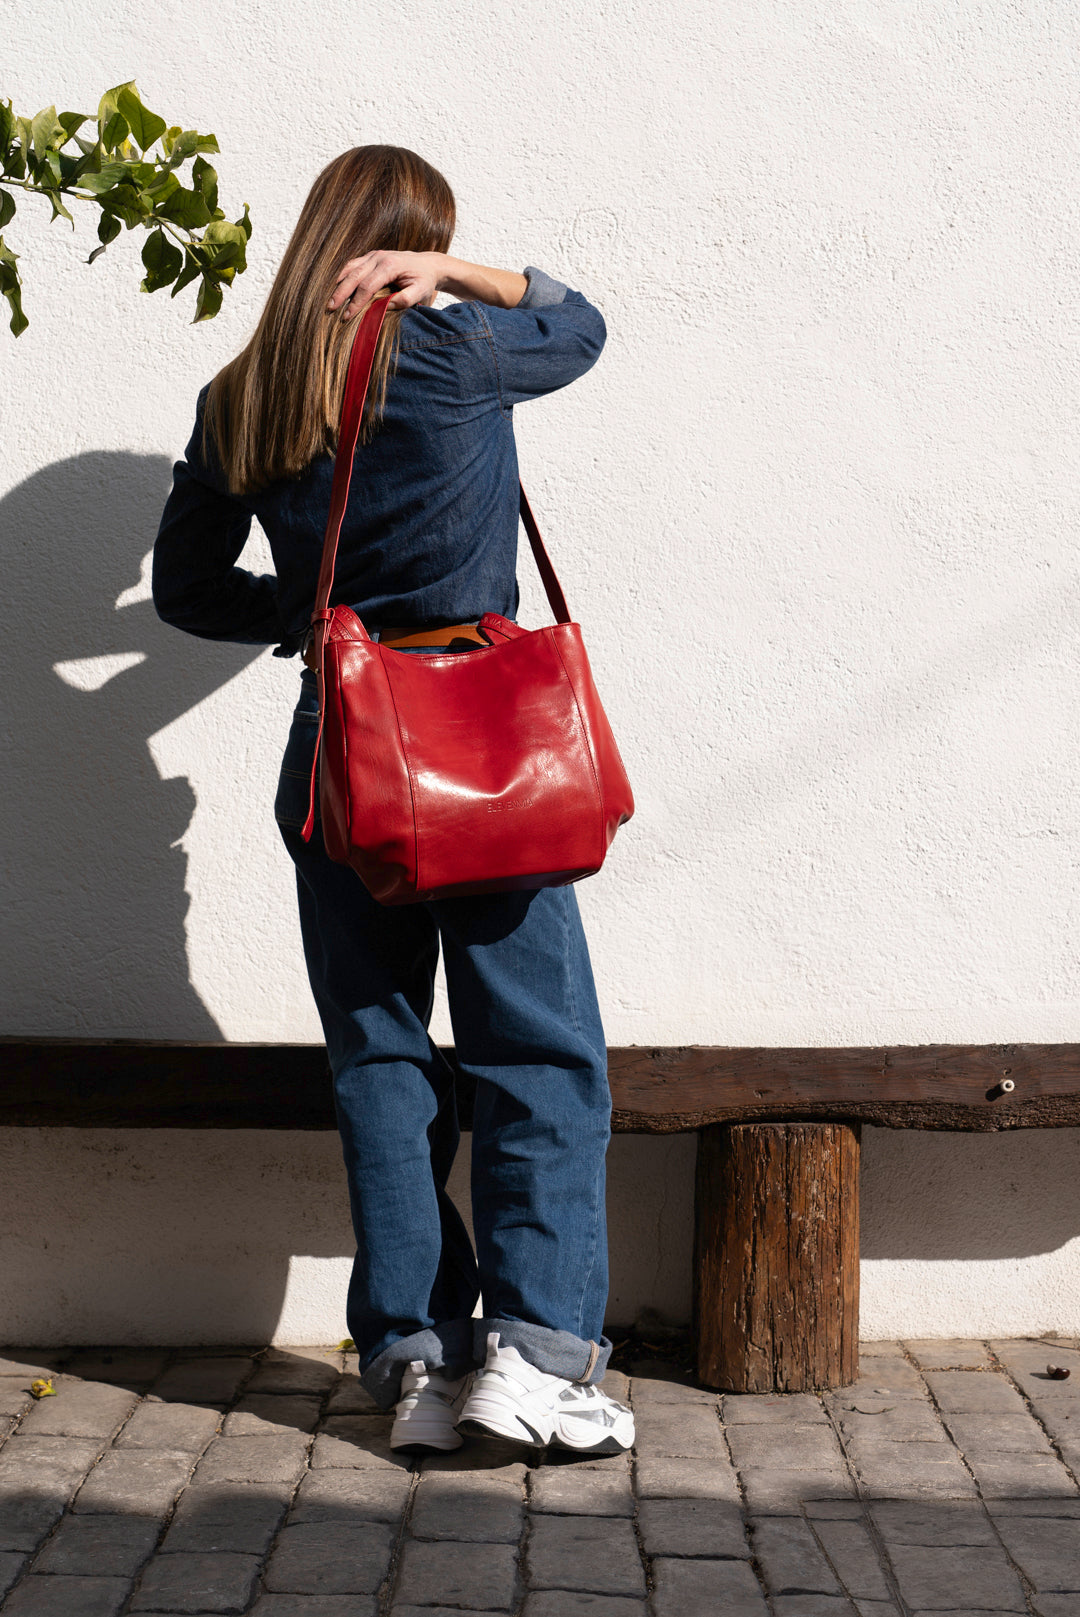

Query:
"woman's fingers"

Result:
[[327, 251, 440, 318]]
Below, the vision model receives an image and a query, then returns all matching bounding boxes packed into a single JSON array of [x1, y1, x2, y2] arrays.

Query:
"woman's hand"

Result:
[[328, 254, 528, 319], [328, 251, 444, 319]]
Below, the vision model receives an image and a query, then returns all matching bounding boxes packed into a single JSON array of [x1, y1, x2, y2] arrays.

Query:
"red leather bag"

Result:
[[301, 295, 634, 905]]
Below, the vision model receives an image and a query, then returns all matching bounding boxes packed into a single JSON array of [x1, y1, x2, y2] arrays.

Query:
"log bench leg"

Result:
[[693, 1120, 860, 1393]]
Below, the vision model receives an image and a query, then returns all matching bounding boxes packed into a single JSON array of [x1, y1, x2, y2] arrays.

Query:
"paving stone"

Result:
[[418, 1442, 528, 1479], [988, 1498, 1080, 1516], [887, 1544, 1026, 1610], [833, 1402, 948, 1443], [3, 1575, 131, 1615], [394, 1539, 517, 1609], [130, 1550, 261, 1611], [726, 1422, 846, 1471], [411, 1471, 523, 1542], [651, 1556, 769, 1616], [849, 1440, 979, 1498], [0, 1487, 70, 1553], [841, 1358, 928, 1400], [149, 1359, 254, 1405], [115, 1403, 221, 1452], [870, 1500, 998, 1544], [637, 1497, 749, 1558], [944, 1412, 1055, 1453], [310, 1417, 408, 1470], [0, 1381, 33, 1416], [73, 1451, 195, 1516], [252, 1600, 377, 1617], [324, 1376, 379, 1415], [966, 1449, 1079, 1498], [390, 1610, 508, 1617], [722, 1393, 828, 1424], [810, 1518, 893, 1601], [906, 1340, 992, 1370], [631, 1406, 726, 1459], [65, 1351, 171, 1387], [523, 1595, 646, 1615], [633, 1456, 741, 1500], [803, 1498, 868, 1518], [192, 1434, 309, 1484], [1030, 1600, 1080, 1617], [288, 1468, 412, 1525], [924, 1371, 1028, 1414], [854, 1605, 902, 1617], [529, 1466, 633, 1515], [749, 1515, 842, 1595], [0, 1552, 27, 1596], [223, 1395, 322, 1436], [0, 1436, 103, 1489], [739, 1467, 858, 1514], [161, 1482, 291, 1553], [993, 1515, 1080, 1590], [34, 1514, 162, 1575], [526, 1515, 645, 1595], [630, 1376, 718, 1408], [264, 1522, 394, 1593], [245, 1356, 340, 1397], [601, 1369, 631, 1402], [771, 1602, 858, 1616]]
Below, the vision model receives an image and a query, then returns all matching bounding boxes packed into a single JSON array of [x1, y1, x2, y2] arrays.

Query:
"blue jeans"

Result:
[[275, 669, 613, 1409]]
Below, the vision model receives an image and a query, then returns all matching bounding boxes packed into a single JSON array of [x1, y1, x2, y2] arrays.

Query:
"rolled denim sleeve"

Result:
[[478, 269, 606, 411], [152, 387, 289, 649]]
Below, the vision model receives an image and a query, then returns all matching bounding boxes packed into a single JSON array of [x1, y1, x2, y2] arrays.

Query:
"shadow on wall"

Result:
[[860, 1125, 1080, 1262], [0, 452, 263, 1038]]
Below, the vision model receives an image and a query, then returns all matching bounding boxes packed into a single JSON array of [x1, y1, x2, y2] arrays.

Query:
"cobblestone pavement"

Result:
[[1, 1338, 1079, 1615]]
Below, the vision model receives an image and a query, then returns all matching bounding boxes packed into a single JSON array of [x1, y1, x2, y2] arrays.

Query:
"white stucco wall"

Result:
[[4, 1, 1080, 1343]]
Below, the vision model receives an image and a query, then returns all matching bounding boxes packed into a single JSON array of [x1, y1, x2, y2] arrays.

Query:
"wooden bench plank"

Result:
[[3, 1040, 1080, 1131]]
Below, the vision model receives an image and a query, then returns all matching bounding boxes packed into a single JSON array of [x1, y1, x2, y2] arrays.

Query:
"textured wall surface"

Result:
[[3, 1, 1080, 1341]]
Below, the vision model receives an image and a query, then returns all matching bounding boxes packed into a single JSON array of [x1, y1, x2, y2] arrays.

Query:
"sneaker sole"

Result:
[[456, 1413, 631, 1457]]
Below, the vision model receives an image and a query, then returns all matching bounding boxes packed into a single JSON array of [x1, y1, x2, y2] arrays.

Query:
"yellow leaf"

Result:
[[29, 1378, 56, 1398]]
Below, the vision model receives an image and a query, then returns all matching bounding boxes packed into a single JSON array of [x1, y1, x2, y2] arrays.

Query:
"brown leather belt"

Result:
[[375, 622, 487, 648]]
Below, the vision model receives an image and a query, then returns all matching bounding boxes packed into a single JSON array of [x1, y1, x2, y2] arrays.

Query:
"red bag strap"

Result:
[[311, 293, 573, 631]]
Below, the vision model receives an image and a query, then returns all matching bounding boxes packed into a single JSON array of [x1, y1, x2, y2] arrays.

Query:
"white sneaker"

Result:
[[455, 1332, 635, 1456], [390, 1360, 474, 1453]]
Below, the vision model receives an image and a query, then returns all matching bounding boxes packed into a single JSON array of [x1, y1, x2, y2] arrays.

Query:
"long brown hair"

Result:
[[203, 146, 456, 495]]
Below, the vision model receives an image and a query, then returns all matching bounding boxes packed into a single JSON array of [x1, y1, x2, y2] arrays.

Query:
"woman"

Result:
[[153, 145, 633, 1457]]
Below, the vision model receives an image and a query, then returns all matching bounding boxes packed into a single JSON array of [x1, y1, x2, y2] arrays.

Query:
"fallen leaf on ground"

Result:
[[29, 1379, 56, 1399]]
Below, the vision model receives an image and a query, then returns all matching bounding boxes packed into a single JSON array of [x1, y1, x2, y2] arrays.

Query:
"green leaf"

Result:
[[0, 100, 14, 156], [170, 244, 206, 298], [200, 218, 247, 277], [76, 163, 130, 195], [140, 226, 183, 291], [194, 133, 220, 154], [143, 170, 180, 208], [57, 111, 90, 145], [161, 125, 182, 157], [0, 189, 15, 229], [97, 79, 136, 128], [234, 202, 252, 240], [88, 209, 122, 262], [16, 116, 32, 167], [46, 187, 75, 227], [30, 105, 65, 160], [155, 185, 212, 229], [73, 133, 100, 160], [165, 129, 200, 168], [191, 155, 218, 214], [98, 181, 149, 228], [0, 236, 27, 335], [100, 112, 130, 153], [193, 272, 223, 322], [116, 87, 166, 154]]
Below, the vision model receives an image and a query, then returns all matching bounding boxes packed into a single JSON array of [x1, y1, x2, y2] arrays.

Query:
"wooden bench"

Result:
[[5, 1039, 1080, 1394]]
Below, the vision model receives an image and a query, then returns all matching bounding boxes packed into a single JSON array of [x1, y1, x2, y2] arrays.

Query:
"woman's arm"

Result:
[[327, 251, 527, 318]]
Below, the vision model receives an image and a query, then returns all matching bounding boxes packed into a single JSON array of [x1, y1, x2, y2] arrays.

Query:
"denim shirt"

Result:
[[152, 267, 606, 656]]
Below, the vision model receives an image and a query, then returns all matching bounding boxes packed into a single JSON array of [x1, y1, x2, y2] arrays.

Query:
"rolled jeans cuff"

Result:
[[360, 1318, 476, 1411], [474, 1318, 612, 1386]]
